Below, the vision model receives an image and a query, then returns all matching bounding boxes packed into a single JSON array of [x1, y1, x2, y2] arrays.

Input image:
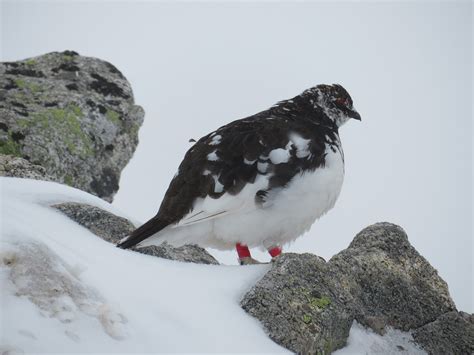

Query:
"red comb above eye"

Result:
[[336, 97, 348, 106]]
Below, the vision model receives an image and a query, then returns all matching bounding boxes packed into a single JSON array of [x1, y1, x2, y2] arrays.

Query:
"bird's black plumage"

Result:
[[117, 84, 360, 249]]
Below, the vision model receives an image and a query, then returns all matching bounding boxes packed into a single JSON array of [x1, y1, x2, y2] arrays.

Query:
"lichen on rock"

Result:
[[0, 50, 145, 201], [0, 154, 53, 181], [241, 253, 353, 354]]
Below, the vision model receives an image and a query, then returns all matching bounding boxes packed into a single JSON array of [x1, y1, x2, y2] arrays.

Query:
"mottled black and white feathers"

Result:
[[118, 84, 360, 250]]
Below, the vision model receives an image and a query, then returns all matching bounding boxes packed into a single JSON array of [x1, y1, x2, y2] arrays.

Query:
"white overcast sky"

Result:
[[2, 0, 472, 312]]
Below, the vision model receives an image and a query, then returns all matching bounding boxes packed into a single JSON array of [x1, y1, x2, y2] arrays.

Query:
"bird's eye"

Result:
[[335, 97, 349, 107]]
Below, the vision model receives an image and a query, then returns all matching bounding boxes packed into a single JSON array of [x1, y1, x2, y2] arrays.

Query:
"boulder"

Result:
[[241, 223, 457, 354], [0, 51, 144, 201], [412, 311, 474, 355], [330, 223, 456, 332], [53, 202, 219, 265], [241, 253, 353, 354]]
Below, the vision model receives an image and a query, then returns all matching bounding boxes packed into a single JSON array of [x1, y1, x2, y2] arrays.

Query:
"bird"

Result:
[[117, 84, 361, 265]]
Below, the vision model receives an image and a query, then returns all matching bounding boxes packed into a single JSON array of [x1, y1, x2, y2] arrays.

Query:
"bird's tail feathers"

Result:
[[117, 216, 168, 249]]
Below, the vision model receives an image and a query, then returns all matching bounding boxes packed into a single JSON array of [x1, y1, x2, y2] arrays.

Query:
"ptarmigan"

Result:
[[117, 84, 361, 264]]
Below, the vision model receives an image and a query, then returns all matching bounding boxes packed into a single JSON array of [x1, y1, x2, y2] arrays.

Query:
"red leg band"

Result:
[[236, 243, 251, 258], [268, 246, 282, 258]]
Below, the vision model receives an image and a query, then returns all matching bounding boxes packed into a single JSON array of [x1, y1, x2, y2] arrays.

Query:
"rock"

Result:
[[53, 202, 134, 244], [241, 223, 457, 354], [330, 223, 456, 332], [53, 202, 219, 265], [137, 243, 219, 265], [412, 311, 474, 355], [241, 253, 353, 354], [0, 51, 144, 201], [0, 154, 53, 181]]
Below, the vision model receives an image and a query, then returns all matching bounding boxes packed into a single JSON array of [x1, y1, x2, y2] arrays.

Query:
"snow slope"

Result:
[[0, 178, 285, 353], [0, 178, 426, 354]]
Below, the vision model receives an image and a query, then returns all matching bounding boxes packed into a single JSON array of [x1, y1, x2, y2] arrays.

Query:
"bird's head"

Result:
[[304, 84, 361, 127]]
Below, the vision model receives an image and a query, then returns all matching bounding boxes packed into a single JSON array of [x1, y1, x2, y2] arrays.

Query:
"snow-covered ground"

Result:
[[1, 178, 425, 354], [334, 323, 425, 355]]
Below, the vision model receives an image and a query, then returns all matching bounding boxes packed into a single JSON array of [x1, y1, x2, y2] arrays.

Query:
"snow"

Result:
[[334, 322, 426, 355], [0, 177, 428, 354], [0, 178, 286, 353]]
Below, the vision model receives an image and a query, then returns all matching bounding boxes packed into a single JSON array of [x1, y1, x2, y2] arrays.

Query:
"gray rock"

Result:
[[241, 222, 457, 354], [330, 223, 456, 332], [137, 243, 219, 265], [53, 202, 219, 265], [241, 253, 353, 354], [53, 202, 134, 244], [0, 51, 144, 201], [0, 153, 53, 181], [412, 311, 474, 355]]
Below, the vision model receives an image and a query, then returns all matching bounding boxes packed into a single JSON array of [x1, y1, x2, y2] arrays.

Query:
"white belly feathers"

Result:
[[139, 143, 345, 250]]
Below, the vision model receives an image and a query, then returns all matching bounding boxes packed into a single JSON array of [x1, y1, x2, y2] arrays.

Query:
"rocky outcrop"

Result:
[[413, 311, 474, 355], [53, 202, 219, 265], [0, 154, 53, 181], [0, 51, 144, 201], [241, 223, 464, 354]]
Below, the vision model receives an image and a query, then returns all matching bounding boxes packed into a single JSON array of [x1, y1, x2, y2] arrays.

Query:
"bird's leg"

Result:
[[268, 245, 282, 262], [236, 243, 262, 265]]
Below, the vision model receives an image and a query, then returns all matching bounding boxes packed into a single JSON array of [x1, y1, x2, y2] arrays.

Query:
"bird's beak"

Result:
[[349, 109, 361, 121]]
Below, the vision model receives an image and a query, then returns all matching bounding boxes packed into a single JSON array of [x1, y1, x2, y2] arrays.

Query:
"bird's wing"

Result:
[[157, 115, 333, 228]]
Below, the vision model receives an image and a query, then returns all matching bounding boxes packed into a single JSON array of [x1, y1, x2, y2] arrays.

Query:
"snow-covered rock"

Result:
[[3, 240, 128, 340]]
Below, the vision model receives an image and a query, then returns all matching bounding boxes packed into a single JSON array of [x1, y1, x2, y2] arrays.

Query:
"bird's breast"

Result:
[[272, 142, 345, 227]]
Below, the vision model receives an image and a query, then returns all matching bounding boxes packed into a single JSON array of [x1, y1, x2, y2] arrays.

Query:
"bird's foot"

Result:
[[236, 243, 282, 265], [271, 254, 282, 263], [267, 245, 283, 263], [239, 256, 264, 265], [268, 246, 282, 258]]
